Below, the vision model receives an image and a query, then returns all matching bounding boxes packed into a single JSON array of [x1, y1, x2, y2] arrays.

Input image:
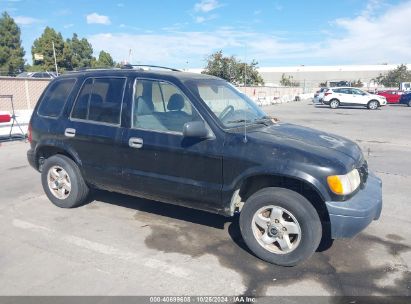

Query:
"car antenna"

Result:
[[243, 45, 248, 144]]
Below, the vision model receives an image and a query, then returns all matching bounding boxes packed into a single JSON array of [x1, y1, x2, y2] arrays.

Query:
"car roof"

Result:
[[59, 68, 221, 82], [329, 86, 359, 89]]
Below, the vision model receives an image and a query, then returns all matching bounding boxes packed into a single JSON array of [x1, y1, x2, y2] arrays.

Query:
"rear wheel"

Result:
[[329, 99, 339, 109], [367, 100, 379, 110], [41, 155, 89, 208], [408, 100, 411, 107], [239, 187, 322, 266]]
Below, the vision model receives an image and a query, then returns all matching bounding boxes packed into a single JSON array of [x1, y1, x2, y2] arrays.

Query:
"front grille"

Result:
[[358, 161, 369, 184]]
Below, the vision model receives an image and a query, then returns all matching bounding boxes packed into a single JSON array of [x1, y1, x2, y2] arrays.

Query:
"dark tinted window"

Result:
[[37, 78, 76, 117], [334, 88, 351, 94], [71, 77, 126, 124]]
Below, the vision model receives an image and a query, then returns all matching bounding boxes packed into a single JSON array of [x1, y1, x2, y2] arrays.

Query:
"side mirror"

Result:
[[183, 121, 210, 138]]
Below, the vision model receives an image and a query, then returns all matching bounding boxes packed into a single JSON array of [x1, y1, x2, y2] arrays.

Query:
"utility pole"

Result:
[[52, 41, 58, 76]]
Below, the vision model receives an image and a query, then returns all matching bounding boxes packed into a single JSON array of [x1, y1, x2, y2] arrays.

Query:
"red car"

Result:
[[377, 90, 403, 103]]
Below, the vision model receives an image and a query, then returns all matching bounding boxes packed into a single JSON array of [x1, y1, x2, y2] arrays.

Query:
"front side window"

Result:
[[38, 78, 76, 117], [71, 77, 126, 124], [132, 79, 199, 133], [185, 79, 268, 128], [351, 88, 366, 95]]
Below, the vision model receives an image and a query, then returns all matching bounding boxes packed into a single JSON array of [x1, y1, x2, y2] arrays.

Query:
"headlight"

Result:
[[327, 169, 361, 195]]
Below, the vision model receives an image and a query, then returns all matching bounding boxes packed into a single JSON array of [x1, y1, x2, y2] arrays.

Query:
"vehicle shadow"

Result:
[[92, 189, 231, 230], [314, 104, 377, 110], [90, 189, 411, 297]]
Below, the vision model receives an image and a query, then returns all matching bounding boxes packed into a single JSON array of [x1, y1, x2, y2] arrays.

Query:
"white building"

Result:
[[258, 64, 411, 88]]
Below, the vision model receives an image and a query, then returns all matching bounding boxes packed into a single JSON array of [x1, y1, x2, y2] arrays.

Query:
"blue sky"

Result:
[[1, 0, 411, 68]]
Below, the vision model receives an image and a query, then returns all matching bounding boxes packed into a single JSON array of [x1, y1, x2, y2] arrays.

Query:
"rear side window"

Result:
[[71, 77, 126, 124], [38, 78, 76, 117]]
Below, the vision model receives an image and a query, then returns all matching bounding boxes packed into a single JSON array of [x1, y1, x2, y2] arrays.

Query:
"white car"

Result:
[[322, 87, 387, 110]]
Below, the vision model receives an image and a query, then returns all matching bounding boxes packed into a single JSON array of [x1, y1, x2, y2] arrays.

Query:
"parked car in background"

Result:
[[313, 87, 328, 104], [322, 87, 387, 110], [377, 90, 403, 104], [399, 91, 411, 107], [17, 71, 57, 79]]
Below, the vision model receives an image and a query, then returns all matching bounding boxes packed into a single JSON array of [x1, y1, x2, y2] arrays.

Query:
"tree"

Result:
[[93, 50, 115, 68], [280, 73, 299, 87], [64, 33, 94, 70], [0, 12, 25, 76], [376, 64, 411, 87], [202, 50, 264, 85], [351, 79, 363, 88], [32, 27, 65, 72]]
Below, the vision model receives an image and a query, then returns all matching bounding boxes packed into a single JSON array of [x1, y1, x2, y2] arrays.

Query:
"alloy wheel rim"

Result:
[[251, 205, 302, 254], [47, 166, 71, 199]]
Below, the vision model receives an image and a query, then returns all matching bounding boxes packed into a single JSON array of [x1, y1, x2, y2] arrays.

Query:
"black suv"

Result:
[[27, 66, 382, 266]]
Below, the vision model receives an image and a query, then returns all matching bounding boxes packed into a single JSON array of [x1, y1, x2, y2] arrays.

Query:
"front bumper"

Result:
[[325, 172, 382, 238]]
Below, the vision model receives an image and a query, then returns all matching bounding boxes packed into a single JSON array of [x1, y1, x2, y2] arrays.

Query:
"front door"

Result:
[[122, 78, 224, 213]]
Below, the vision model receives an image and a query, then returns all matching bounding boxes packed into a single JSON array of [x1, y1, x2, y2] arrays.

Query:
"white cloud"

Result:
[[14, 16, 42, 25], [315, 0, 411, 64], [195, 14, 217, 23], [194, 0, 222, 13], [63, 24, 74, 29], [86, 13, 111, 25]]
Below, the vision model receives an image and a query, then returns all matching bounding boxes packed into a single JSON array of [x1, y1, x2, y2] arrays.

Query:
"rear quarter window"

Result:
[[37, 78, 77, 118]]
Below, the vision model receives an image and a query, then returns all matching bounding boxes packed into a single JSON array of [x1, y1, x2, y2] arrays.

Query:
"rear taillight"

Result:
[[28, 123, 32, 143], [324, 92, 332, 96]]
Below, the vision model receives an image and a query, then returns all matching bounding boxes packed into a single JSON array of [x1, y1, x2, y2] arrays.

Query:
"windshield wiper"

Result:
[[226, 119, 252, 124]]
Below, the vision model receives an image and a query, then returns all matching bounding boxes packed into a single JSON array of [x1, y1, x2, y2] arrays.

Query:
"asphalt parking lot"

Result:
[[0, 100, 410, 297]]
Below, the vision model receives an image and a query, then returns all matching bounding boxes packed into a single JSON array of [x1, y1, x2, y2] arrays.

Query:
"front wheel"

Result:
[[408, 100, 411, 107], [367, 100, 379, 110], [239, 187, 322, 266]]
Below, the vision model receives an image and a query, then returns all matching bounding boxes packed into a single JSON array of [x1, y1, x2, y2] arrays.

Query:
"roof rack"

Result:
[[121, 64, 181, 72]]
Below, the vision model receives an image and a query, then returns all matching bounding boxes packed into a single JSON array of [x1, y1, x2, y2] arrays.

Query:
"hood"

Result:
[[249, 123, 363, 162], [370, 93, 385, 100]]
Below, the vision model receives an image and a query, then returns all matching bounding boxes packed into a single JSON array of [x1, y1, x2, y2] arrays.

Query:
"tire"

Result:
[[367, 100, 379, 110], [239, 187, 322, 266], [329, 99, 339, 109], [41, 154, 89, 208], [408, 100, 411, 107]]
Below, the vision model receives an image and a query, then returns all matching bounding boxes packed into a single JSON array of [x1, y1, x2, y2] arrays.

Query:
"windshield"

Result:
[[185, 79, 269, 128]]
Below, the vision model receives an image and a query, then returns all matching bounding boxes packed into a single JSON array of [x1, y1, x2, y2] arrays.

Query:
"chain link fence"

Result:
[[0, 77, 50, 112]]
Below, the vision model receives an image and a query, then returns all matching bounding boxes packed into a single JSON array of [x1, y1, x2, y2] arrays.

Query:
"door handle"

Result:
[[64, 128, 76, 137], [129, 137, 143, 149]]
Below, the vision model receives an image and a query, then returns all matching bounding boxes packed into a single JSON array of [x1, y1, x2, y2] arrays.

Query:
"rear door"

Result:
[[333, 88, 351, 104], [121, 78, 224, 213], [65, 77, 127, 190]]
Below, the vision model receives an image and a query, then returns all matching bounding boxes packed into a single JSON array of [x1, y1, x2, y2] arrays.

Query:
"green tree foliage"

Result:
[[202, 50, 264, 85], [0, 12, 25, 76], [93, 50, 115, 68], [280, 73, 299, 87], [351, 79, 363, 88], [376, 64, 411, 87], [64, 33, 94, 70], [32, 27, 65, 72]]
